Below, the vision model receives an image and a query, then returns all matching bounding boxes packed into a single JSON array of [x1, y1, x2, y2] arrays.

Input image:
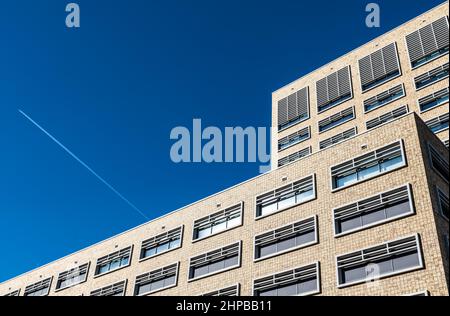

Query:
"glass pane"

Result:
[[339, 216, 362, 233], [277, 284, 297, 296], [164, 276, 176, 287], [144, 247, 157, 258], [358, 164, 380, 180], [385, 201, 410, 218], [224, 256, 239, 268], [259, 243, 277, 258], [157, 242, 170, 253], [381, 156, 403, 172], [151, 279, 165, 291], [211, 221, 227, 234], [336, 173, 357, 188], [99, 264, 110, 274], [393, 253, 420, 271], [296, 231, 316, 245], [260, 203, 278, 217], [361, 209, 386, 226], [194, 265, 209, 278], [298, 278, 318, 294], [342, 265, 366, 284], [138, 284, 151, 296], [120, 257, 129, 267], [278, 194, 296, 210], [169, 238, 181, 249], [296, 189, 314, 203], [208, 261, 225, 274], [258, 289, 277, 296], [227, 216, 241, 228], [197, 227, 211, 239], [277, 238, 296, 252], [110, 259, 120, 270], [376, 259, 394, 275]]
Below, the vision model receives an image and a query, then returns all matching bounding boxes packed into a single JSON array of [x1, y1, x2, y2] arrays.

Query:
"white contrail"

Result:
[[18, 109, 149, 221]]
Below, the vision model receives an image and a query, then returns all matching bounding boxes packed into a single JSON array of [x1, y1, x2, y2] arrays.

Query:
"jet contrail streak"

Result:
[[18, 109, 149, 221]]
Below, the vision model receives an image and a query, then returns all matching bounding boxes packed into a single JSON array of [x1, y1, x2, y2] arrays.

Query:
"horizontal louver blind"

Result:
[[190, 242, 240, 269], [334, 185, 411, 222], [318, 107, 355, 131], [278, 127, 310, 149], [90, 281, 127, 296], [24, 278, 52, 296], [320, 127, 357, 149], [97, 246, 132, 266], [414, 63, 449, 87], [418, 87, 449, 108], [57, 263, 89, 283], [406, 17, 449, 65], [202, 285, 239, 296], [337, 235, 419, 271], [316, 66, 352, 111], [278, 87, 309, 129], [278, 146, 312, 167], [253, 263, 319, 294], [426, 113, 449, 131], [331, 141, 403, 178], [135, 264, 178, 286], [141, 227, 182, 251], [193, 203, 242, 232], [363, 84, 404, 112], [255, 216, 316, 248], [359, 43, 400, 91], [366, 105, 409, 130]]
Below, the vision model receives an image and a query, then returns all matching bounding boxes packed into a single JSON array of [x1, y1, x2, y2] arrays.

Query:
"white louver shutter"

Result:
[[405, 17, 449, 67]]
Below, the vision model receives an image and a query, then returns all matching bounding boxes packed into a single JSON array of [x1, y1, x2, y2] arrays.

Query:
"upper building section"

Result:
[[272, 2, 449, 170]]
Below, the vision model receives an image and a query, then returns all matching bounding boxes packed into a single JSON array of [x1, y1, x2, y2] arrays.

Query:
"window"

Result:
[[189, 242, 241, 281], [366, 105, 409, 130], [277, 146, 312, 167], [134, 263, 178, 296], [253, 262, 320, 296], [193, 203, 243, 241], [334, 184, 414, 236], [331, 140, 406, 190], [278, 127, 310, 151], [318, 107, 355, 133], [426, 113, 449, 134], [140, 227, 183, 260], [4, 290, 20, 296], [363, 84, 405, 113], [201, 284, 240, 296], [256, 175, 315, 218], [428, 144, 449, 182], [319, 127, 357, 150], [414, 63, 449, 90], [90, 280, 127, 296], [24, 278, 52, 297], [359, 43, 401, 92], [254, 216, 317, 261], [56, 263, 90, 291], [316, 66, 353, 112], [337, 235, 423, 287], [405, 16, 449, 68], [95, 246, 132, 276], [437, 187, 449, 221], [418, 87, 449, 112], [278, 87, 309, 130], [444, 139, 449, 149]]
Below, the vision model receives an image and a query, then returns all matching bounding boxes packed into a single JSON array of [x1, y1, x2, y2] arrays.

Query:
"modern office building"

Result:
[[1, 2, 448, 297]]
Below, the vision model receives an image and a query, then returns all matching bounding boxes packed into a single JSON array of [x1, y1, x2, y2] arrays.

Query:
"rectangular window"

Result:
[[56, 263, 90, 291], [359, 43, 401, 92], [253, 262, 320, 296], [277, 146, 312, 167], [95, 246, 132, 276], [278, 87, 309, 130], [134, 263, 178, 296], [406, 17, 449, 68], [278, 127, 310, 151], [428, 144, 449, 182], [201, 284, 240, 296], [316, 66, 353, 113], [319, 127, 357, 150], [363, 84, 405, 113], [24, 278, 52, 297], [366, 105, 409, 130], [4, 290, 20, 296], [140, 227, 183, 260], [331, 140, 406, 190], [426, 113, 449, 134], [437, 187, 449, 221], [256, 175, 315, 218], [193, 203, 243, 241], [414, 63, 449, 90], [189, 242, 241, 281], [419, 87, 449, 112], [334, 184, 414, 236], [90, 280, 127, 296], [318, 107, 355, 133], [336, 235, 423, 287], [254, 216, 317, 261]]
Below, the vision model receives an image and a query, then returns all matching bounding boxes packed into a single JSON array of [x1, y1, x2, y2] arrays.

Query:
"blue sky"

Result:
[[0, 0, 445, 282]]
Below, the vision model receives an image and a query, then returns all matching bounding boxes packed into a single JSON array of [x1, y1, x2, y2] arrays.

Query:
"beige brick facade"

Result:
[[1, 3, 449, 297]]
